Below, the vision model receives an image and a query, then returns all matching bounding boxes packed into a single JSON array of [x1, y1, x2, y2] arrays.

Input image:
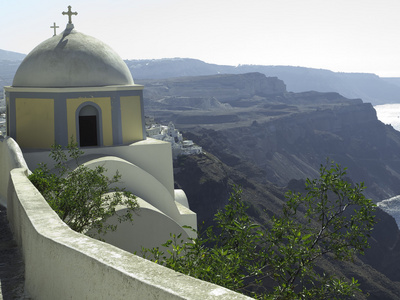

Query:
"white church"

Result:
[[2, 6, 197, 254]]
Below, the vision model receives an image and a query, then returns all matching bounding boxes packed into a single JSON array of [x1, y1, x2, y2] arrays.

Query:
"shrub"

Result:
[[143, 161, 376, 299], [29, 141, 138, 237]]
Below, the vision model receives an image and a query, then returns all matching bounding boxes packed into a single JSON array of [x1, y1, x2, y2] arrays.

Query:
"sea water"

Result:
[[377, 196, 400, 229], [375, 103, 400, 228], [374, 103, 400, 132]]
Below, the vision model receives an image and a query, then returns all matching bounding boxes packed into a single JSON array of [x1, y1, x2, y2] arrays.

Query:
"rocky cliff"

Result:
[[142, 72, 286, 110], [144, 71, 400, 297], [196, 106, 400, 201], [183, 102, 400, 201], [143, 73, 400, 202]]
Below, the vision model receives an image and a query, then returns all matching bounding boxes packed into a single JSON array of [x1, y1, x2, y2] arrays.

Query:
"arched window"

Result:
[[78, 105, 99, 147]]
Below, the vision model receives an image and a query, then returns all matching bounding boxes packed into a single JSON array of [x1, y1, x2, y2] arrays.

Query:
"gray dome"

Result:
[[13, 28, 134, 87]]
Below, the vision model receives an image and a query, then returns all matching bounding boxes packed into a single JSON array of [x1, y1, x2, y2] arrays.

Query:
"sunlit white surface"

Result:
[[375, 104, 400, 131]]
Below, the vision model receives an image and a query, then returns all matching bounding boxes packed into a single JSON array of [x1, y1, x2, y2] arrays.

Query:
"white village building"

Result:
[[0, 98, 5, 135], [0, 113, 5, 136], [146, 121, 202, 158]]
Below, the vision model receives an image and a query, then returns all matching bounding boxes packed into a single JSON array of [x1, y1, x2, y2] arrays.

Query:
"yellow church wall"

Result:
[[120, 96, 143, 143], [66, 97, 113, 146], [15, 98, 55, 148]]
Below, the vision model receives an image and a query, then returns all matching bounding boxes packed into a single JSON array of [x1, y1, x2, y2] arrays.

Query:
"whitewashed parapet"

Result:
[[0, 136, 29, 207], [7, 167, 251, 300]]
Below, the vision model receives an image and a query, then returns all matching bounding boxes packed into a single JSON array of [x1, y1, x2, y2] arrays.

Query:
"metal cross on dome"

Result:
[[50, 22, 59, 36], [62, 5, 78, 24]]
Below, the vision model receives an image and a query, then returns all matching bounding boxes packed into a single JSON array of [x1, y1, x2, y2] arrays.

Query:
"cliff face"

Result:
[[173, 154, 231, 227], [142, 72, 286, 108], [183, 102, 400, 201], [144, 71, 400, 297], [145, 73, 400, 202]]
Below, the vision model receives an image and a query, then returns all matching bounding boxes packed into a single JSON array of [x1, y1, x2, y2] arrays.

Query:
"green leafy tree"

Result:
[[28, 141, 138, 237], [143, 161, 376, 299]]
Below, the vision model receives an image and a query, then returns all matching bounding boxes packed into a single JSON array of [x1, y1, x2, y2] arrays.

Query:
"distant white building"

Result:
[[0, 113, 5, 136], [146, 120, 202, 158], [181, 140, 202, 156], [0, 98, 5, 135]]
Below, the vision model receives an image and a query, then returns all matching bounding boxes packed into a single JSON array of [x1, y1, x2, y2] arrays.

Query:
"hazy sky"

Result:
[[1, 0, 400, 77]]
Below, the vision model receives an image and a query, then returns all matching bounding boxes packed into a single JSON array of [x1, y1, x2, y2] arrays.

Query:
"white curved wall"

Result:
[[83, 156, 197, 243], [23, 138, 175, 198], [83, 156, 181, 220], [98, 198, 191, 254], [175, 189, 190, 208], [22, 138, 197, 237], [0, 136, 28, 206]]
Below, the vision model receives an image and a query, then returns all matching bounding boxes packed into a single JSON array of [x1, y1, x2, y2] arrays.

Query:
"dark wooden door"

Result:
[[79, 115, 98, 147]]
